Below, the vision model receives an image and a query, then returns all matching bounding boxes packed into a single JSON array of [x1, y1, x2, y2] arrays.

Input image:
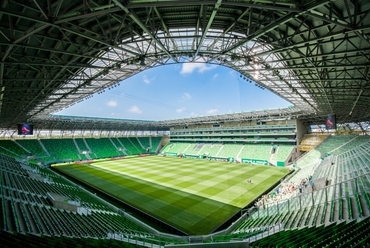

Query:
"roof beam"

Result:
[[1, 61, 105, 69], [208, 4, 251, 54], [194, 0, 222, 58], [256, 27, 370, 57], [153, 7, 178, 51], [128, 0, 298, 11], [222, 12, 296, 54], [259, 78, 366, 83], [32, 0, 48, 20], [222, 0, 334, 54], [0, 7, 140, 56], [240, 63, 370, 71], [306, 11, 352, 29], [112, 0, 175, 61], [54, 6, 120, 24]]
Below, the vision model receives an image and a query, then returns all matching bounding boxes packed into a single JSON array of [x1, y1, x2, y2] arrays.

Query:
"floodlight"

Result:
[[140, 56, 146, 66]]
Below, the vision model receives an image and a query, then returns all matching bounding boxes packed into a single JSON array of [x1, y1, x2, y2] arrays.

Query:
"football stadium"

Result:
[[1, 1, 370, 247]]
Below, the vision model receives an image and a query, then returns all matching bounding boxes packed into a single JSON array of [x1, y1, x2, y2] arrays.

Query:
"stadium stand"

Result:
[[249, 218, 370, 247], [137, 137, 159, 153], [117, 137, 141, 155], [127, 137, 147, 154], [198, 143, 223, 157], [73, 138, 91, 159], [225, 135, 370, 245], [41, 139, 80, 162], [0, 141, 24, 159], [315, 135, 358, 157], [161, 142, 295, 166], [0, 140, 27, 159], [161, 142, 192, 155], [15, 139, 48, 159], [0, 153, 173, 247], [214, 144, 242, 158], [0, 230, 145, 248], [84, 137, 120, 158], [238, 144, 272, 160], [0, 137, 155, 166], [1, 134, 370, 247], [272, 145, 295, 164]]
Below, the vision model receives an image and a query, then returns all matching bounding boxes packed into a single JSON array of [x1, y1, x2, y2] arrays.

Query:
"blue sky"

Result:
[[55, 63, 292, 121]]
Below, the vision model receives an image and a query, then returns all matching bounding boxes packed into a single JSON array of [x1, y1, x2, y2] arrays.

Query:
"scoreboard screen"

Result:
[[325, 115, 336, 130], [17, 124, 33, 135]]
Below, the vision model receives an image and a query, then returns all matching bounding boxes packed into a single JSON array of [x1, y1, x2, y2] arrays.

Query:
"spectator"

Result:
[[310, 180, 315, 191]]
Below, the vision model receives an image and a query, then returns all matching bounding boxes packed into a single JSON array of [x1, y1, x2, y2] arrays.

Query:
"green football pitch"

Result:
[[53, 156, 290, 235]]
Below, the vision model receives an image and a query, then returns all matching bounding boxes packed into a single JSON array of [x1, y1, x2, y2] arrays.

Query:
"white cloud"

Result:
[[212, 73, 219, 80], [107, 100, 117, 107], [207, 108, 219, 114], [180, 63, 217, 74], [143, 75, 155, 84], [181, 93, 191, 100], [176, 107, 186, 113], [128, 105, 142, 114], [229, 70, 236, 77]]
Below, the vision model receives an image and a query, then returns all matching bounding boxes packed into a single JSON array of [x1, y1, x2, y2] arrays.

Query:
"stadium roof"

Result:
[[1, 0, 370, 131]]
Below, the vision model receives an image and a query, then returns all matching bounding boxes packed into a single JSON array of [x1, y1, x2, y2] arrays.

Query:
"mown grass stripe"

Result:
[[53, 156, 289, 235]]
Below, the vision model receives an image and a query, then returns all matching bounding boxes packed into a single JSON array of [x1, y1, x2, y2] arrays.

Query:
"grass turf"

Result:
[[53, 156, 290, 235]]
